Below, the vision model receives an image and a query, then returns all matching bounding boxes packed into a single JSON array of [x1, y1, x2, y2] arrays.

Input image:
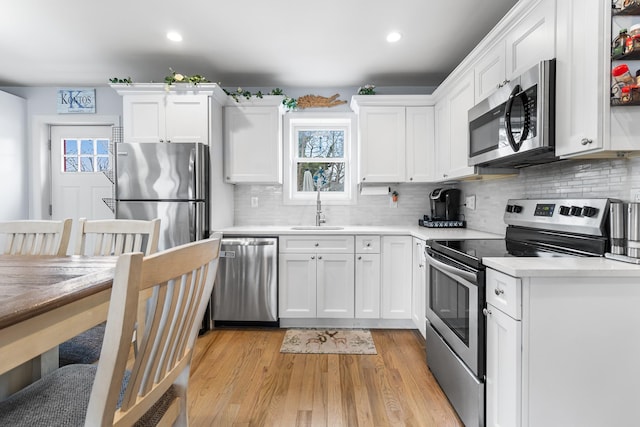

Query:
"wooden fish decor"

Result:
[[296, 93, 347, 109]]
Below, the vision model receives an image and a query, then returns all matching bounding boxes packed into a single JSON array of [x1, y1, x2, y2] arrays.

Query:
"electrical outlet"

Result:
[[251, 197, 259, 208], [631, 189, 640, 202], [465, 195, 476, 210]]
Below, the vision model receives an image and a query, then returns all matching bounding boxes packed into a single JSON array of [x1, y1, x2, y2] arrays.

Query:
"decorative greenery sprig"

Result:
[[223, 87, 297, 111], [358, 84, 376, 95], [109, 77, 132, 84], [164, 68, 209, 85]]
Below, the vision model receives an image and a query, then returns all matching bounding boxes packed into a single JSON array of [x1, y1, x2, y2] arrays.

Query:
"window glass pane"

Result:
[[80, 139, 94, 155], [297, 130, 344, 158], [96, 139, 109, 155], [64, 139, 78, 155], [96, 156, 110, 171], [64, 158, 78, 172], [296, 162, 345, 192], [80, 157, 94, 172]]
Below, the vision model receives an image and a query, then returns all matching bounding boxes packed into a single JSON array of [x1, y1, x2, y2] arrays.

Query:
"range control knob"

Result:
[[582, 206, 598, 217], [570, 206, 583, 216], [505, 204, 514, 213], [512, 205, 523, 213], [559, 206, 571, 216]]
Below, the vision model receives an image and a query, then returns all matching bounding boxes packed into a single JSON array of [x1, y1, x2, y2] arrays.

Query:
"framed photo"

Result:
[[57, 88, 95, 114]]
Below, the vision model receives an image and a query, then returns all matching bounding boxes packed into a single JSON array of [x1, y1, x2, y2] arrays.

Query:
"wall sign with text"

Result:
[[57, 88, 96, 114]]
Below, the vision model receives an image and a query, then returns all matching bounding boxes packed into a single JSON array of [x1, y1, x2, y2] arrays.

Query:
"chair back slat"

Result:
[[75, 218, 161, 256], [85, 233, 221, 426], [0, 219, 72, 256]]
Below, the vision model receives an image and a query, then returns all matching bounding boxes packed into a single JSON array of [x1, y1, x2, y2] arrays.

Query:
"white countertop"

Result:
[[483, 256, 640, 277], [214, 225, 504, 241]]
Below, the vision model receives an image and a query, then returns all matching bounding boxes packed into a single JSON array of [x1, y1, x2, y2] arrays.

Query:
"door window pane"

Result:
[[61, 138, 111, 173]]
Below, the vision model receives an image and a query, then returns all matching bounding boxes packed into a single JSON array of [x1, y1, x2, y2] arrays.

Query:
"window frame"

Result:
[[283, 112, 357, 205], [61, 138, 110, 173]]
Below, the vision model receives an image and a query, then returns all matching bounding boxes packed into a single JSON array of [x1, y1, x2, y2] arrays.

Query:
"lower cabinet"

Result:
[[279, 235, 355, 318], [355, 236, 381, 318], [411, 238, 426, 337], [485, 302, 521, 427], [381, 236, 412, 319]]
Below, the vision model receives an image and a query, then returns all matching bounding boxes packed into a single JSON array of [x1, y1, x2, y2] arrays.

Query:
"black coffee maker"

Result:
[[430, 188, 461, 221]]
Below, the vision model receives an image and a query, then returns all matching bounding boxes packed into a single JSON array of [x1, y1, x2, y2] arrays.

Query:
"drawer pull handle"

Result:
[[315, 243, 319, 247], [494, 288, 504, 296], [366, 243, 371, 247], [311, 256, 315, 260], [483, 308, 492, 316], [318, 256, 323, 260]]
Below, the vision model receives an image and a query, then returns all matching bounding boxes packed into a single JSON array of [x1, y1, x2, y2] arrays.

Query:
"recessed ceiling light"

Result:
[[386, 32, 402, 43], [167, 31, 183, 42]]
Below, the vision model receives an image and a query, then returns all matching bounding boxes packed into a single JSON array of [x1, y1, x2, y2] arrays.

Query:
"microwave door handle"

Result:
[[504, 85, 530, 152]]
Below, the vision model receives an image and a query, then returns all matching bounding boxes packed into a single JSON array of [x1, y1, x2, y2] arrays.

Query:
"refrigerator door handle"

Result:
[[192, 202, 205, 241], [189, 147, 196, 200]]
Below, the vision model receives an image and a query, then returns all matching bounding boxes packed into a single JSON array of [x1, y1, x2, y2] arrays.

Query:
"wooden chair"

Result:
[[60, 218, 161, 366], [0, 218, 72, 256], [0, 234, 222, 426], [74, 217, 161, 256]]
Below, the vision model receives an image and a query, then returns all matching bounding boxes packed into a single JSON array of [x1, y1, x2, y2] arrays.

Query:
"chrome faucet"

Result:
[[315, 185, 326, 226]]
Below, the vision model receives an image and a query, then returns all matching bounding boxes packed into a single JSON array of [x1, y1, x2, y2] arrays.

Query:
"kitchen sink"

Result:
[[290, 226, 344, 230]]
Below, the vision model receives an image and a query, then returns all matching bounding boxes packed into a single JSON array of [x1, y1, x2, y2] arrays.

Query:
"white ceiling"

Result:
[[0, 0, 518, 89]]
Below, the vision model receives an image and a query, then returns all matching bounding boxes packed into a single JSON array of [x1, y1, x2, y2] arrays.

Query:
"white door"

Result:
[[50, 125, 114, 253]]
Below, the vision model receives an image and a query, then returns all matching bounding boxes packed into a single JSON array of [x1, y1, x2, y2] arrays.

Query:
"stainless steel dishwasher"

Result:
[[210, 236, 278, 327]]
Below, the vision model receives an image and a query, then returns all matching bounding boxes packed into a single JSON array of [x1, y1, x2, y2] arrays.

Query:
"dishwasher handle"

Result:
[[220, 238, 277, 247]]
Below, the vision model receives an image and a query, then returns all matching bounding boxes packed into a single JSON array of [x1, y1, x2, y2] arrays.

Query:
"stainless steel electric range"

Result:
[[424, 198, 611, 427]]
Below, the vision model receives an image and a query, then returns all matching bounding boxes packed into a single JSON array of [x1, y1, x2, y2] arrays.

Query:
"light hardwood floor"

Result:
[[188, 328, 463, 427]]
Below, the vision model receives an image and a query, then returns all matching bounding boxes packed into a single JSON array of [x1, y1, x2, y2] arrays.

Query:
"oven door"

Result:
[[425, 248, 481, 376]]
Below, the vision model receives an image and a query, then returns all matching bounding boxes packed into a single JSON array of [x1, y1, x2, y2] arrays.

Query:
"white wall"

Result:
[[0, 90, 28, 219]]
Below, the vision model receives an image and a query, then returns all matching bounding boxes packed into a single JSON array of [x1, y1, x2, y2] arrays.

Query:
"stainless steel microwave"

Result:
[[468, 59, 556, 168]]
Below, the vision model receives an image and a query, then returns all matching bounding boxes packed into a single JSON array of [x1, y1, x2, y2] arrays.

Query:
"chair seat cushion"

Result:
[[0, 364, 177, 426], [59, 323, 106, 366]]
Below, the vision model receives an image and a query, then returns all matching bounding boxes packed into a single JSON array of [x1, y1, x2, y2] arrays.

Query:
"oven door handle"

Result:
[[424, 250, 478, 285]]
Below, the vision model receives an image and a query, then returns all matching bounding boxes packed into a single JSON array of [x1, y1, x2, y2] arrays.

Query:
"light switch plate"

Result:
[[251, 197, 259, 208]]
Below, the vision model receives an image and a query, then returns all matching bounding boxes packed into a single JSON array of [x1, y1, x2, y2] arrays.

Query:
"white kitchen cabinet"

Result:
[[504, 0, 556, 79], [485, 302, 521, 427], [555, 0, 607, 157], [355, 235, 381, 318], [411, 238, 426, 337], [112, 83, 224, 145], [406, 107, 436, 182], [381, 236, 412, 319], [485, 266, 640, 426], [434, 73, 476, 181], [556, 0, 640, 158], [474, 40, 508, 103], [474, 0, 555, 103], [223, 96, 283, 184], [279, 253, 317, 318], [279, 235, 354, 319], [350, 96, 435, 183], [355, 106, 406, 183], [122, 94, 209, 144]]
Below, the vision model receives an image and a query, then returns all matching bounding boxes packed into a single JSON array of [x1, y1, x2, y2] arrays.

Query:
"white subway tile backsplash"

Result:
[[233, 158, 640, 235]]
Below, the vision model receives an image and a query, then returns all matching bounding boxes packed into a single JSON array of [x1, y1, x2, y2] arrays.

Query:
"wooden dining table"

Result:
[[0, 255, 117, 396]]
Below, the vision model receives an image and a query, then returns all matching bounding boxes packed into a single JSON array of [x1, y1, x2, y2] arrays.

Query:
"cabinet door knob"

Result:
[[159, 139, 164, 143], [409, 177, 413, 181], [483, 308, 492, 316], [318, 256, 323, 260], [358, 256, 362, 260], [315, 243, 319, 247], [366, 243, 371, 247], [311, 256, 315, 260], [581, 138, 593, 146], [494, 288, 504, 296], [362, 177, 366, 181]]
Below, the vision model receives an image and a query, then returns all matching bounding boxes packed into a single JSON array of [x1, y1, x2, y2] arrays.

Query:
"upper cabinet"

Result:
[[475, 0, 556, 103], [223, 96, 283, 184], [556, 0, 640, 158], [434, 73, 477, 181], [112, 83, 225, 145], [350, 96, 435, 183]]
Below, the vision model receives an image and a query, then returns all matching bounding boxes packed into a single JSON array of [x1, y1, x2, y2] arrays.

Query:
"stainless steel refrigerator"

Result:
[[115, 142, 209, 251]]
